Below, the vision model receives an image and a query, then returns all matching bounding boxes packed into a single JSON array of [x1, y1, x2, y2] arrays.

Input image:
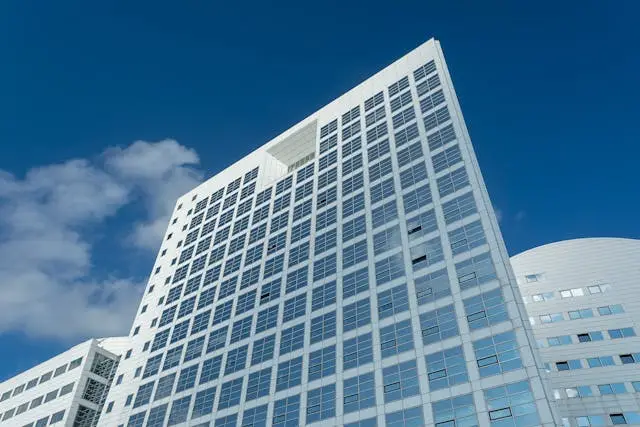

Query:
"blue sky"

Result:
[[0, 1, 638, 381]]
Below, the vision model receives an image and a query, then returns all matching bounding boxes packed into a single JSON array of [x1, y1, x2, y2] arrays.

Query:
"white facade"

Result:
[[511, 238, 640, 426], [99, 38, 558, 427], [0, 337, 127, 427]]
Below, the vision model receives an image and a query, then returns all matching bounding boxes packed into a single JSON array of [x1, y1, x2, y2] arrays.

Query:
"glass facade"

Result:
[[97, 38, 556, 427]]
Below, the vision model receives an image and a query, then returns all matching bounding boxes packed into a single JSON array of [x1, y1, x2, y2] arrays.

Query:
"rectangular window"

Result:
[[280, 323, 305, 355], [425, 345, 469, 390], [420, 304, 459, 344], [206, 327, 228, 353], [415, 268, 451, 305], [484, 380, 539, 426], [375, 252, 405, 285], [382, 359, 420, 403], [438, 166, 469, 197], [410, 236, 444, 271], [343, 333, 373, 371], [463, 287, 509, 330], [403, 183, 432, 214], [380, 319, 414, 358], [342, 192, 365, 218], [276, 356, 303, 391], [246, 368, 272, 401], [343, 371, 376, 414], [251, 334, 276, 365], [378, 284, 410, 319], [255, 304, 279, 333], [432, 393, 478, 427], [218, 377, 243, 409], [386, 406, 425, 427], [312, 280, 337, 311], [373, 225, 402, 255], [372, 200, 398, 228], [456, 251, 497, 290], [343, 298, 371, 332], [310, 311, 336, 344], [224, 344, 248, 375], [342, 215, 366, 242], [286, 266, 308, 294], [272, 395, 300, 427], [306, 383, 336, 424], [343, 266, 369, 299], [343, 239, 368, 269], [449, 220, 487, 255], [473, 330, 522, 377], [283, 293, 307, 323], [308, 345, 336, 382]]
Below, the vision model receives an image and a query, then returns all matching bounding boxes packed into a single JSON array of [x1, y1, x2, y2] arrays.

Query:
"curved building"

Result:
[[511, 238, 640, 426]]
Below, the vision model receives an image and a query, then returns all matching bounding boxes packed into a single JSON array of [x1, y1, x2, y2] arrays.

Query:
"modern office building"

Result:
[[511, 237, 640, 427], [98, 38, 558, 427], [0, 337, 128, 427]]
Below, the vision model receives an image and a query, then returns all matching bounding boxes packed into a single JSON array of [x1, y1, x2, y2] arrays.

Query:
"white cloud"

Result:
[[0, 140, 203, 341], [515, 210, 527, 222], [494, 208, 503, 223]]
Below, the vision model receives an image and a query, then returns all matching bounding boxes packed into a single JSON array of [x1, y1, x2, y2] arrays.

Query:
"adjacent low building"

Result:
[[511, 238, 640, 426], [0, 337, 128, 427]]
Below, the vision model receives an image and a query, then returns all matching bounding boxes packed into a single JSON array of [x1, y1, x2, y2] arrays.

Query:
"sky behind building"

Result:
[[0, 1, 638, 381]]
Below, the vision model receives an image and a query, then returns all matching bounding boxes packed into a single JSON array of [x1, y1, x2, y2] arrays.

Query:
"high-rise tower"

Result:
[[98, 38, 557, 427]]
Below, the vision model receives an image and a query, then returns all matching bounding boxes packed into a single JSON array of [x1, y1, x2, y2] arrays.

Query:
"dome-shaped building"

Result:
[[511, 238, 640, 426]]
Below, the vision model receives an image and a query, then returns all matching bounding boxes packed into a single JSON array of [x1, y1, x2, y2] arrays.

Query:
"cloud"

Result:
[[515, 210, 526, 222], [494, 208, 503, 223], [0, 140, 203, 340]]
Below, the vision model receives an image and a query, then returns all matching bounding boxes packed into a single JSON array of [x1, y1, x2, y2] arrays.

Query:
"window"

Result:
[[132, 382, 154, 408], [280, 323, 305, 355], [342, 192, 365, 218], [263, 253, 285, 279], [539, 312, 564, 323], [598, 304, 624, 315], [449, 220, 487, 255], [386, 406, 425, 427], [415, 268, 451, 305], [610, 414, 628, 425], [556, 360, 582, 371], [50, 410, 65, 424], [432, 393, 478, 427], [230, 315, 253, 343], [400, 163, 427, 190], [291, 219, 311, 243], [283, 293, 307, 323], [410, 236, 444, 270], [315, 229, 338, 255], [403, 183, 432, 214], [598, 383, 627, 395], [251, 334, 276, 365], [369, 158, 393, 182], [255, 304, 279, 333], [382, 359, 420, 402], [199, 355, 223, 384], [276, 356, 303, 391], [273, 395, 300, 427], [260, 279, 282, 305], [171, 320, 190, 343], [343, 266, 369, 299], [183, 336, 205, 362], [437, 166, 469, 197], [246, 367, 272, 401], [306, 383, 336, 424], [463, 287, 509, 330], [286, 266, 308, 293], [568, 308, 594, 319], [456, 251, 497, 290], [316, 186, 337, 210], [270, 214, 289, 235], [343, 240, 368, 269], [620, 353, 640, 364], [609, 327, 636, 339], [370, 177, 395, 204], [154, 373, 176, 400], [375, 252, 405, 285], [343, 333, 374, 370], [549, 335, 573, 346], [308, 345, 336, 381], [192, 387, 216, 419], [218, 377, 243, 409], [484, 380, 539, 426], [407, 209, 438, 241], [343, 298, 371, 332], [224, 344, 248, 375], [419, 304, 459, 344], [206, 326, 228, 353], [342, 153, 363, 176], [310, 311, 336, 344], [162, 345, 183, 371], [373, 225, 402, 255], [313, 253, 337, 281], [312, 280, 337, 311], [242, 404, 268, 427], [288, 242, 309, 267], [380, 319, 414, 358], [425, 345, 469, 390], [343, 372, 376, 414], [473, 330, 522, 377], [175, 365, 198, 392]]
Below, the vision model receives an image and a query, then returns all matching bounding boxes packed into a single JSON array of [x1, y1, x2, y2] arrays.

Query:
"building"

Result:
[[511, 237, 640, 426], [0, 337, 127, 427], [98, 38, 558, 427]]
